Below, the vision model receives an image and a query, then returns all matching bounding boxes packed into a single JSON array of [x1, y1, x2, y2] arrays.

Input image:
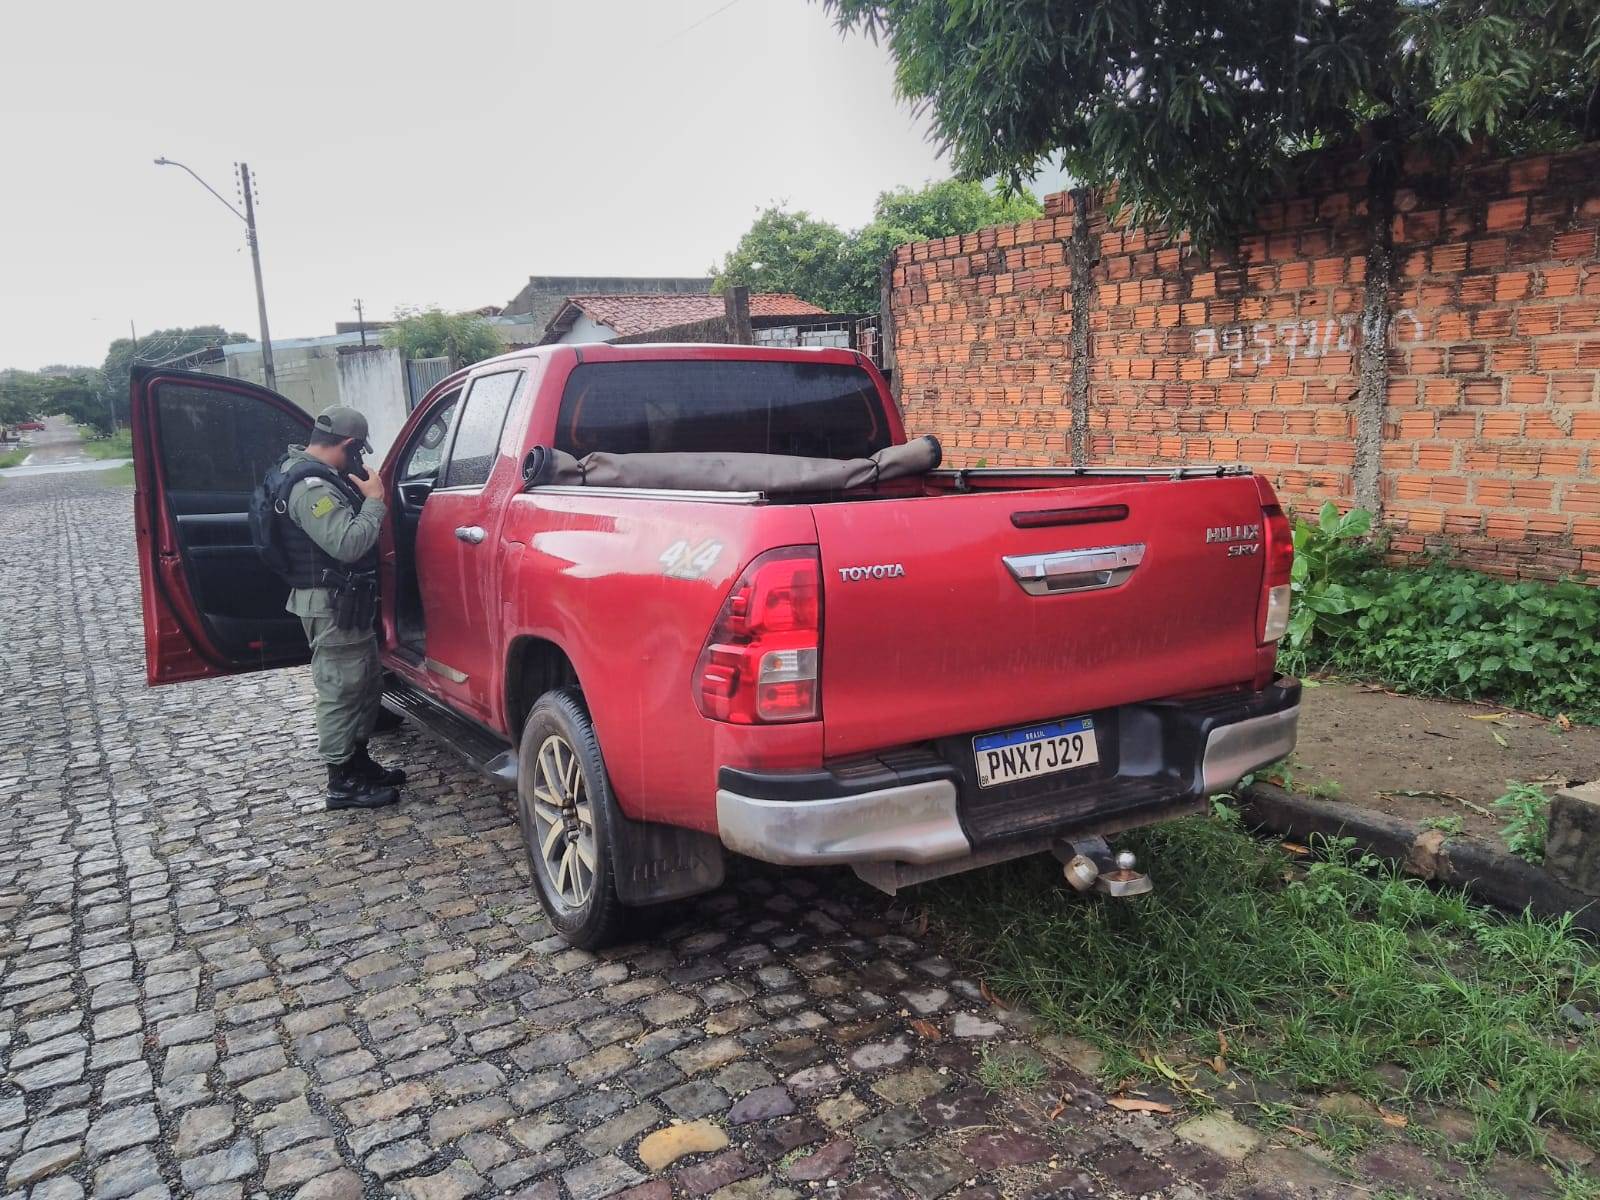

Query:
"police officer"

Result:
[[271, 406, 407, 810]]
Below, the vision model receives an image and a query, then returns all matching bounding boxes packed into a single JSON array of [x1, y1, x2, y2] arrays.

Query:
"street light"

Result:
[[154, 157, 277, 390]]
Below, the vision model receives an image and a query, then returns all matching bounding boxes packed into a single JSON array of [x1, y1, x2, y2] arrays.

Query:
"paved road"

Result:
[[17, 418, 88, 466], [0, 472, 1364, 1200], [0, 418, 129, 479]]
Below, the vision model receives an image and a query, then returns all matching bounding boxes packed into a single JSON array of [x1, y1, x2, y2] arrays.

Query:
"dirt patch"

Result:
[[1279, 679, 1600, 847]]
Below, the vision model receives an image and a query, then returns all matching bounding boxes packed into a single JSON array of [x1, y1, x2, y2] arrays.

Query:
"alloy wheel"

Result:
[[529, 733, 596, 910]]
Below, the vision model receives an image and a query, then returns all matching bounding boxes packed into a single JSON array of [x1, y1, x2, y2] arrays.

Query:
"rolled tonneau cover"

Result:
[[528, 434, 942, 495]]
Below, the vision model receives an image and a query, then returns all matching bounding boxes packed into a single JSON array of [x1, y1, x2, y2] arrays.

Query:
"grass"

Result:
[[926, 813, 1600, 1162], [0, 446, 26, 468], [976, 1043, 1050, 1092], [1557, 1168, 1600, 1200], [93, 463, 135, 487], [81, 428, 133, 459]]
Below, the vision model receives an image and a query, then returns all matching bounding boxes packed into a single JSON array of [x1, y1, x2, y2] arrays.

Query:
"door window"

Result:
[[400, 397, 460, 481], [441, 371, 521, 488], [158, 384, 306, 493]]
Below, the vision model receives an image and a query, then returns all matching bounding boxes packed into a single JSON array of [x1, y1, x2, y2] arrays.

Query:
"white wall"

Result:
[[555, 314, 619, 344], [335, 348, 409, 463]]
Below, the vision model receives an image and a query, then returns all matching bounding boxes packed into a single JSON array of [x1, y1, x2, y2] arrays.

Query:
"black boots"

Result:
[[326, 760, 399, 810], [350, 741, 406, 787]]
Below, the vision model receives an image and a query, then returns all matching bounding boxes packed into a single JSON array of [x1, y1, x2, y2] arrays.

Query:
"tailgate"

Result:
[[813, 476, 1268, 758]]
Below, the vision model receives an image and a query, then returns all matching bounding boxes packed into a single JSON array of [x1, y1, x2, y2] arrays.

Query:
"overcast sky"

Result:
[[0, 0, 983, 371]]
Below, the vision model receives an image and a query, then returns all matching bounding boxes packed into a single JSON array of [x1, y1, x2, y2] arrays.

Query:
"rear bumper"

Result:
[[716, 677, 1300, 867]]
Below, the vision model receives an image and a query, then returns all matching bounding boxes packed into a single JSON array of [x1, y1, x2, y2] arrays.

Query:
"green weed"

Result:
[[1494, 781, 1552, 864], [1555, 1167, 1600, 1200], [1276, 502, 1600, 723], [928, 817, 1600, 1160], [1421, 816, 1465, 836]]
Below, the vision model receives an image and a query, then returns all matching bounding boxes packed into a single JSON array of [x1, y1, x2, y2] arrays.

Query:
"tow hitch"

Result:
[[1054, 836, 1153, 898]]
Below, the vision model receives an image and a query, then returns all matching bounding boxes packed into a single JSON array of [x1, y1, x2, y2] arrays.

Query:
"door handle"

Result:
[[455, 526, 486, 544], [1002, 543, 1145, 595]]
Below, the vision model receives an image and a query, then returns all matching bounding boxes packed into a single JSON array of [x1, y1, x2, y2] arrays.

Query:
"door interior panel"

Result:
[[169, 497, 305, 658], [154, 384, 310, 665], [393, 395, 459, 652]]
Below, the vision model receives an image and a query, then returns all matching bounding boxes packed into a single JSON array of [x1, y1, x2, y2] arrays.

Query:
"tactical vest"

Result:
[[277, 464, 378, 589]]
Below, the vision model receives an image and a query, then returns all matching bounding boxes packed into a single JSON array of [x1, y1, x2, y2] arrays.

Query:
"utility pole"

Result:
[[129, 320, 139, 354], [724, 285, 754, 345], [154, 156, 277, 391], [354, 299, 367, 347], [237, 163, 276, 390]]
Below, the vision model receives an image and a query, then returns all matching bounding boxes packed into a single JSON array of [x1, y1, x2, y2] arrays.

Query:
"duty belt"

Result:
[[319, 567, 378, 631]]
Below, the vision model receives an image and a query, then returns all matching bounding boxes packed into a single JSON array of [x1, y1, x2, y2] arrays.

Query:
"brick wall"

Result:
[[888, 145, 1600, 581]]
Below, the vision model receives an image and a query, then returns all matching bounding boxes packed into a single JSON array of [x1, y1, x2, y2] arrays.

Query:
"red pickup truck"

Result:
[[130, 345, 1298, 946]]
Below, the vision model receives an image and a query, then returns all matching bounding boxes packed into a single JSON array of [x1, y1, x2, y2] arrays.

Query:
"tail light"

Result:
[[1257, 488, 1294, 643], [696, 546, 822, 723]]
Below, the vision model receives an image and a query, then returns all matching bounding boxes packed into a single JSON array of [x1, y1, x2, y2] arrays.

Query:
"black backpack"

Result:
[[249, 459, 338, 577]]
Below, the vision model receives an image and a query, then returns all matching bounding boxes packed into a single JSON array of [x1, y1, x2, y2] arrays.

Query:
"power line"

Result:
[[664, 0, 744, 43]]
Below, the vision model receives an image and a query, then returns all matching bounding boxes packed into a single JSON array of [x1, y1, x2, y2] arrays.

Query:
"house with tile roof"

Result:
[[504, 275, 714, 330], [539, 292, 833, 345]]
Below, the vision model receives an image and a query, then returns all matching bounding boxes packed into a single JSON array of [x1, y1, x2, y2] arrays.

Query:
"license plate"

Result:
[[972, 717, 1099, 789]]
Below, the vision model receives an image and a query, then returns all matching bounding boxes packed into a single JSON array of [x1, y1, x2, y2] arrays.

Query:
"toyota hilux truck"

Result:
[[130, 344, 1299, 946]]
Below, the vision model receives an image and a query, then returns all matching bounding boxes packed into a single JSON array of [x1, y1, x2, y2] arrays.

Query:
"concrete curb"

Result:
[[1240, 782, 1600, 937]]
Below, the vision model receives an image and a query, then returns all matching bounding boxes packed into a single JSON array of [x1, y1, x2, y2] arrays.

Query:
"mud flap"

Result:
[[610, 810, 725, 906]]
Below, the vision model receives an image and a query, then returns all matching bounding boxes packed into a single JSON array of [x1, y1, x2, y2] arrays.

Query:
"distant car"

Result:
[[18, 421, 45, 431]]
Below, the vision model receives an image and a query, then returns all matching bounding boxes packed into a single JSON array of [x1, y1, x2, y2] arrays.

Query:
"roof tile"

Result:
[[562, 293, 828, 337]]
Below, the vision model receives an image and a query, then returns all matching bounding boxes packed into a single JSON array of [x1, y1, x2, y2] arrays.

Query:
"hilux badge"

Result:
[[1205, 523, 1262, 557], [838, 563, 906, 581]]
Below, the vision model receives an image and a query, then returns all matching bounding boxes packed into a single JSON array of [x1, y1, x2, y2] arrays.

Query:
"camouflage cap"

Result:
[[313, 406, 373, 452]]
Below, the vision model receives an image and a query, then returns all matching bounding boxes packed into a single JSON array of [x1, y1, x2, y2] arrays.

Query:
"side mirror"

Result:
[[522, 445, 553, 490]]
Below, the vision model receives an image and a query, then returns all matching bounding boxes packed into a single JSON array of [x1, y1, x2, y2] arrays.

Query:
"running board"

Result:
[[382, 679, 518, 790]]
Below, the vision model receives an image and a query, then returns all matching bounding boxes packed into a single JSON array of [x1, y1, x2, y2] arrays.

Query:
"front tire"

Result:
[[516, 688, 631, 948]]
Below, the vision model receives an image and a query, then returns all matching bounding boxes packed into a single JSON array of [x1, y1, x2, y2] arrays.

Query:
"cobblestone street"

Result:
[[0, 474, 1459, 1200]]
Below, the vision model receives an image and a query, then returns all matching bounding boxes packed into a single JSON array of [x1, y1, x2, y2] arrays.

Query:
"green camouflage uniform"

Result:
[[279, 446, 387, 766]]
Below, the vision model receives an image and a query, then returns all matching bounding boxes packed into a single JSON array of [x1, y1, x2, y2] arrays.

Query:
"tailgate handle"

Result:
[[1003, 542, 1145, 595]]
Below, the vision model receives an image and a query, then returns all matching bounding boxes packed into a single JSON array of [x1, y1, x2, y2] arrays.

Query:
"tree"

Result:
[[0, 369, 113, 434], [715, 180, 1043, 313], [48, 376, 115, 437], [382, 307, 503, 367], [0, 371, 45, 427], [845, 180, 1044, 309], [826, 1, 1599, 516], [100, 325, 247, 427], [824, 0, 1600, 247], [713, 208, 857, 313]]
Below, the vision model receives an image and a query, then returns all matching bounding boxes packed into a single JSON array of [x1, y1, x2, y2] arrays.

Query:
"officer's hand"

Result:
[[352, 470, 385, 502]]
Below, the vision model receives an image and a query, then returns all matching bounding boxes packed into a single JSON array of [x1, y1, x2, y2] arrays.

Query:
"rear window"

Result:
[[554, 360, 889, 459]]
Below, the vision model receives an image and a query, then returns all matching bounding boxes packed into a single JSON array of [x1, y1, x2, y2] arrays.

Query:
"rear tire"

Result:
[[516, 688, 631, 948]]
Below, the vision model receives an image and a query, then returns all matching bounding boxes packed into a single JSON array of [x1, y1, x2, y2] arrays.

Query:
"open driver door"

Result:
[[131, 366, 316, 684]]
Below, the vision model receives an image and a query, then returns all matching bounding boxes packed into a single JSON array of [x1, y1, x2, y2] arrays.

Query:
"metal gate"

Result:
[[405, 357, 452, 410]]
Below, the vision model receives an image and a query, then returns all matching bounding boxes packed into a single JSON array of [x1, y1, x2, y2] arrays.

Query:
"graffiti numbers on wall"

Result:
[[1194, 310, 1422, 366], [1194, 318, 1354, 367]]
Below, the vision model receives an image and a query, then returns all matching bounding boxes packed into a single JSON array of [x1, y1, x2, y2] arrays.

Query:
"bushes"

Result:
[[81, 428, 132, 460], [1278, 503, 1600, 722]]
